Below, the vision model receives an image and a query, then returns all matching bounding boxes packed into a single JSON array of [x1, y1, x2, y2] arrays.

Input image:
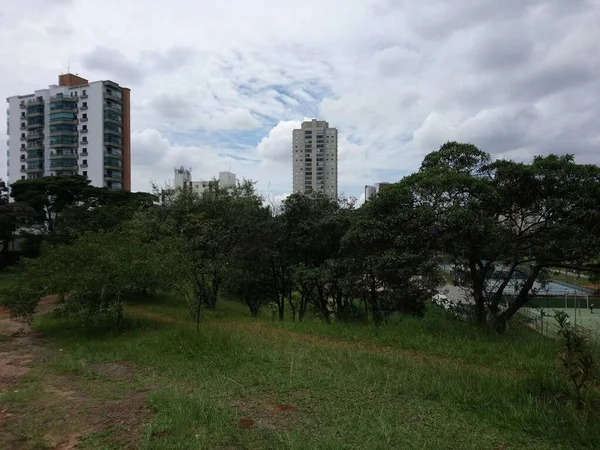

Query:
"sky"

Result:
[[1, 0, 599, 204]]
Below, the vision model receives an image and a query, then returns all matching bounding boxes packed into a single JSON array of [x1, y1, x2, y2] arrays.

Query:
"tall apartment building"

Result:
[[292, 119, 338, 199], [5, 73, 131, 190]]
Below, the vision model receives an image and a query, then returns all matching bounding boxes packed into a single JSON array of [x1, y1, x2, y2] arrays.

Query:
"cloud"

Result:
[[256, 120, 301, 163], [1, 0, 599, 202], [82, 46, 145, 85]]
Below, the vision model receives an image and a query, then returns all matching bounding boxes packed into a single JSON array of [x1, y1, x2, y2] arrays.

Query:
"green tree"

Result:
[[0, 179, 36, 267], [343, 183, 441, 324], [406, 142, 600, 331], [10, 175, 90, 231]]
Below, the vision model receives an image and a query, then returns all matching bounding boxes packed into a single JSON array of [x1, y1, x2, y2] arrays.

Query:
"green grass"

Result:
[[3, 295, 600, 449]]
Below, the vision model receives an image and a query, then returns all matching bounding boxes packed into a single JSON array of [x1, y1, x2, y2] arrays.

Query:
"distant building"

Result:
[[6, 73, 131, 191], [173, 166, 237, 195], [364, 182, 391, 201], [292, 119, 338, 199]]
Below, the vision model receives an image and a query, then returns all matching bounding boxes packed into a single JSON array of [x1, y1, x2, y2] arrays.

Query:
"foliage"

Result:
[[403, 142, 600, 330], [554, 310, 598, 409], [343, 183, 441, 324], [0, 179, 36, 267]]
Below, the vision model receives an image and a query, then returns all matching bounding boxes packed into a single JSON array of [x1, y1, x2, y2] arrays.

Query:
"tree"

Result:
[[279, 192, 351, 322], [10, 175, 90, 231], [0, 179, 35, 268], [406, 142, 600, 331], [343, 183, 441, 324]]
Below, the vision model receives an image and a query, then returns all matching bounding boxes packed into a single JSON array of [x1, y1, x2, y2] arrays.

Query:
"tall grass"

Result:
[[25, 296, 599, 449]]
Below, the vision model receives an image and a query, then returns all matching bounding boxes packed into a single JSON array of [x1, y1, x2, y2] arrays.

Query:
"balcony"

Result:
[[104, 175, 123, 182], [81, 94, 88, 99], [49, 118, 77, 125], [26, 132, 44, 141], [20, 167, 26, 173], [50, 95, 77, 102], [27, 98, 44, 105], [80, 117, 88, 122], [104, 91, 123, 102], [50, 160, 77, 169], [80, 140, 88, 145], [104, 162, 122, 170], [26, 122, 44, 130], [20, 136, 26, 141], [50, 152, 77, 160], [27, 152, 44, 161], [104, 103, 122, 113], [26, 167, 44, 174], [49, 107, 78, 114], [103, 115, 122, 125], [20, 102, 26, 109], [80, 150, 88, 156], [79, 105, 88, 110], [27, 110, 45, 118], [20, 124, 26, 130], [27, 142, 44, 151], [80, 128, 88, 133], [51, 141, 78, 148], [103, 140, 122, 149], [49, 130, 76, 137]]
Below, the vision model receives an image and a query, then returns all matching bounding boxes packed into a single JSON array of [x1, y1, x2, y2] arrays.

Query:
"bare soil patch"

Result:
[[0, 307, 151, 449]]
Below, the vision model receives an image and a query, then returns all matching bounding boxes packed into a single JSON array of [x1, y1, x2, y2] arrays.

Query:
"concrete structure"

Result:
[[364, 182, 392, 201], [292, 119, 338, 199], [6, 73, 131, 190], [173, 166, 237, 195], [364, 185, 376, 201]]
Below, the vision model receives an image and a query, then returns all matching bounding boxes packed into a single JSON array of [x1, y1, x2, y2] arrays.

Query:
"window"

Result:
[[82, 137, 87, 143], [82, 114, 87, 119], [82, 102, 87, 107], [21, 176, 25, 180], [82, 125, 87, 130], [82, 90, 87, 96], [21, 165, 25, 170], [82, 148, 87, 153], [83, 171, 87, 177], [82, 159, 87, 165]]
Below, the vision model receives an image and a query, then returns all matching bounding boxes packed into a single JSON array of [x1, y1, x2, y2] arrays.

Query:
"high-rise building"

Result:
[[6, 73, 131, 190], [292, 119, 338, 199]]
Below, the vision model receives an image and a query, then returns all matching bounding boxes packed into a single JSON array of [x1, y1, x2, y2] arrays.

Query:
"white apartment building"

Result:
[[292, 119, 338, 199], [364, 182, 392, 201], [173, 167, 237, 195], [5, 73, 131, 190]]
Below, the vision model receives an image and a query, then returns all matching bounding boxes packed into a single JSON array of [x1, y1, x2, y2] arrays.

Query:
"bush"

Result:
[[554, 310, 598, 409]]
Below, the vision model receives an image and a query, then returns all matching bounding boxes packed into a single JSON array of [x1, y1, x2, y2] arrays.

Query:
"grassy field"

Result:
[[1, 293, 599, 449]]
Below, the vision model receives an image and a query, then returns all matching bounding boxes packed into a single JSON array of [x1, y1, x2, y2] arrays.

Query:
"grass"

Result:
[[1, 294, 600, 449]]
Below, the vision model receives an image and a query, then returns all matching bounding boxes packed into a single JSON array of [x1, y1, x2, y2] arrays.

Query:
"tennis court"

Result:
[[521, 305, 600, 344]]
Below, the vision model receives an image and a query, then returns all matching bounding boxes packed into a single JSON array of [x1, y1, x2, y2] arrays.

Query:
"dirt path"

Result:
[[0, 298, 150, 449]]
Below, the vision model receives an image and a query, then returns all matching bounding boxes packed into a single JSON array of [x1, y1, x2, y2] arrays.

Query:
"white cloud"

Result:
[[1, 0, 599, 200]]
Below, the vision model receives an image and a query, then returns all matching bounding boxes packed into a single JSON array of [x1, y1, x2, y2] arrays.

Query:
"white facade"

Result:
[[6, 74, 129, 190], [292, 119, 338, 199], [173, 167, 237, 195], [364, 185, 376, 201], [364, 182, 391, 201]]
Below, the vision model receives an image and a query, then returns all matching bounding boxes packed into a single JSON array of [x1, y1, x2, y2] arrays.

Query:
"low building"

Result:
[[364, 181, 391, 201], [173, 166, 237, 195]]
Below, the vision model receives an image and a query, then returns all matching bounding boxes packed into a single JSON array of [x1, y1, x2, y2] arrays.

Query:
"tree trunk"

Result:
[[287, 293, 296, 321], [469, 259, 487, 326], [493, 266, 542, 332]]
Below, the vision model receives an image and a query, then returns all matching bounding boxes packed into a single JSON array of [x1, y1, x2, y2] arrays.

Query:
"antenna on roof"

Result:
[[67, 58, 70, 74]]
